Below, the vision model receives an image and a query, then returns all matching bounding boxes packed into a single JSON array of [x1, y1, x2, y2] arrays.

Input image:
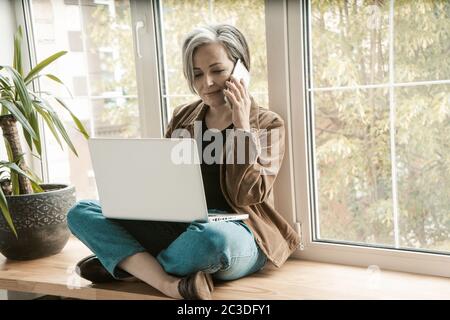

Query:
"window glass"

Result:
[[157, 0, 268, 125], [309, 0, 450, 253], [30, 0, 139, 199]]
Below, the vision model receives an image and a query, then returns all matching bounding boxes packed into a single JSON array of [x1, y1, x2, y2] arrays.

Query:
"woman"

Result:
[[67, 24, 300, 300]]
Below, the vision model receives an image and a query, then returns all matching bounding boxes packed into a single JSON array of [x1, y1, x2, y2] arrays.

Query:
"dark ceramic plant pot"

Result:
[[0, 184, 76, 260]]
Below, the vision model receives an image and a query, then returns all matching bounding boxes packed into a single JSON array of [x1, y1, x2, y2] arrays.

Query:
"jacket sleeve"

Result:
[[164, 119, 174, 138], [224, 116, 286, 207], [164, 104, 186, 138]]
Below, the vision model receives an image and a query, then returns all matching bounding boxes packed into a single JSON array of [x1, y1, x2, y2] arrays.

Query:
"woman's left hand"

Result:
[[224, 75, 251, 131]]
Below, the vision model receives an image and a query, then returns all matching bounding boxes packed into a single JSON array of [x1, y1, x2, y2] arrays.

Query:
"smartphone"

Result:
[[231, 59, 251, 88], [225, 59, 251, 108]]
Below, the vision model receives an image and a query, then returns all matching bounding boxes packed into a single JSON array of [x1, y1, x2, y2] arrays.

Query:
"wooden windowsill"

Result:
[[0, 236, 448, 300]]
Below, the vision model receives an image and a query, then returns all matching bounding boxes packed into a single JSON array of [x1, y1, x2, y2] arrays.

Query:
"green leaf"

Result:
[[49, 110, 78, 157], [30, 180, 44, 193], [23, 129, 34, 155], [3, 138, 19, 195], [3, 66, 33, 116], [24, 51, 67, 84], [1, 161, 42, 186], [0, 99, 38, 139], [0, 72, 12, 115], [30, 152, 42, 161], [0, 189, 18, 238], [29, 111, 42, 156], [0, 75, 14, 112], [3, 138, 13, 162], [54, 97, 89, 139], [36, 94, 88, 140], [13, 26, 23, 77], [1, 160, 43, 196], [33, 102, 63, 150], [25, 168, 43, 184], [44, 74, 63, 84], [0, 72, 11, 87], [25, 74, 73, 99], [37, 98, 79, 156], [0, 74, 13, 99], [24, 169, 44, 193]]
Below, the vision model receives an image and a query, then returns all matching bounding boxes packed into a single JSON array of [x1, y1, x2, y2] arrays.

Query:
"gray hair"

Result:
[[182, 24, 250, 94]]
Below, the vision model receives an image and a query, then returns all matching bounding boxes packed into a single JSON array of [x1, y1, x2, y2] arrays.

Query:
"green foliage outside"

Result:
[[312, 0, 450, 252]]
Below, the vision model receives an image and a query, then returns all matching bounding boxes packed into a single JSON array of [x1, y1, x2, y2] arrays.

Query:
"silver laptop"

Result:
[[88, 138, 249, 223]]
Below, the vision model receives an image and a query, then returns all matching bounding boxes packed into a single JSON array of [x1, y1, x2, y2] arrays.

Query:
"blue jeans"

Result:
[[67, 200, 267, 281]]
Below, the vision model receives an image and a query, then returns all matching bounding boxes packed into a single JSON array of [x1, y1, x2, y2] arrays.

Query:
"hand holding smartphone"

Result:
[[231, 59, 250, 88], [224, 59, 251, 109]]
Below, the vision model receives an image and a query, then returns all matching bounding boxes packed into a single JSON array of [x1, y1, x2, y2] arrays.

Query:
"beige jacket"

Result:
[[165, 97, 301, 267]]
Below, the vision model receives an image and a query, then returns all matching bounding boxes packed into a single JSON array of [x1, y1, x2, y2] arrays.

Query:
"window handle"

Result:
[[135, 20, 145, 58]]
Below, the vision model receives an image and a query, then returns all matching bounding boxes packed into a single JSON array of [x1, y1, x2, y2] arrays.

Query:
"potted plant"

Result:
[[0, 26, 89, 260]]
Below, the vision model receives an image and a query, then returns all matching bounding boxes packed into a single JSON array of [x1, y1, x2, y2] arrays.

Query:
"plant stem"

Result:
[[0, 114, 33, 194]]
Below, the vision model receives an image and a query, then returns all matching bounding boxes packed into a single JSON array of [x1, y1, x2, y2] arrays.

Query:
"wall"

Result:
[[0, 0, 17, 184], [0, 0, 16, 65], [0, 0, 15, 300]]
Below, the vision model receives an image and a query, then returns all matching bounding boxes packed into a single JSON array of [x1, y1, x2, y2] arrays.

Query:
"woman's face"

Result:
[[192, 42, 235, 107]]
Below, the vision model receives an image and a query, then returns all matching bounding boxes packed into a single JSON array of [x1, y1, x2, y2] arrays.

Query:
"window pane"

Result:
[[310, 0, 390, 88], [30, 0, 140, 200], [309, 0, 450, 254], [394, 0, 450, 82], [314, 88, 394, 246], [396, 84, 450, 252], [158, 0, 268, 125]]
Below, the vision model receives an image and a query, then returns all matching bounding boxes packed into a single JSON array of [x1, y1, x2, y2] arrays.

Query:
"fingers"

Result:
[[223, 87, 237, 105], [226, 75, 247, 100], [237, 78, 248, 98], [225, 80, 242, 101]]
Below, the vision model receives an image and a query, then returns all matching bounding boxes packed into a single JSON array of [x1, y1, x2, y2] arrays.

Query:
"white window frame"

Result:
[[16, 0, 166, 185], [130, 0, 165, 138], [277, 0, 449, 278], [14, 0, 48, 182], [264, 0, 300, 232], [17, 0, 450, 277]]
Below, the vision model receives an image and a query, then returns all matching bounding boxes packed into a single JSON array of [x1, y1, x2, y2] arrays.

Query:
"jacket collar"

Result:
[[179, 96, 260, 131]]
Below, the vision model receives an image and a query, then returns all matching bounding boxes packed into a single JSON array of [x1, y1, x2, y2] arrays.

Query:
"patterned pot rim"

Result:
[[5, 184, 74, 199]]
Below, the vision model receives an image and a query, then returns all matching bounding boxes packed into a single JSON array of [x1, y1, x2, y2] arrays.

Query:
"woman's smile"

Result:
[[204, 90, 222, 98]]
